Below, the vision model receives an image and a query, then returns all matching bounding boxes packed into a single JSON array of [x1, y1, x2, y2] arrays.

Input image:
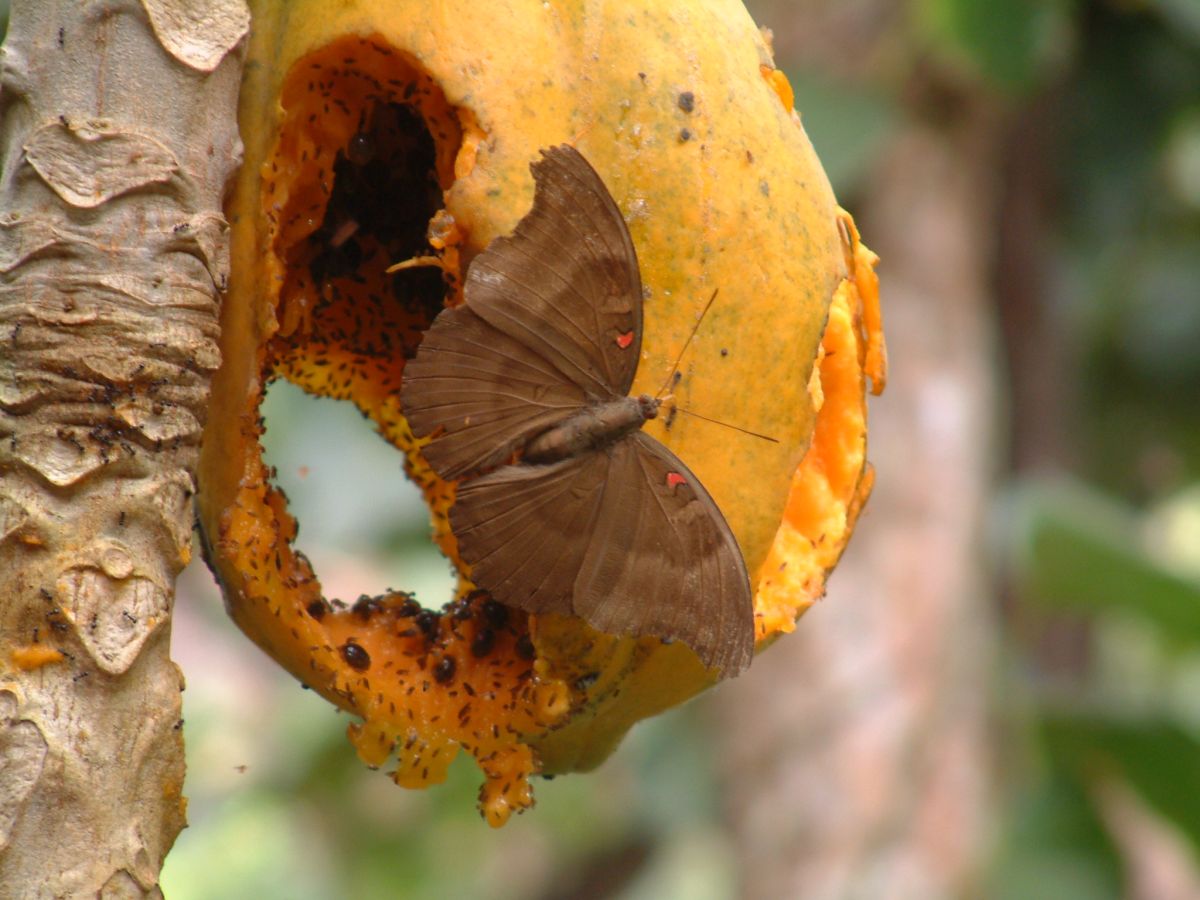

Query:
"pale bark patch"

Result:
[[0, 692, 48, 852], [56, 567, 170, 675], [141, 0, 251, 72], [25, 121, 179, 208]]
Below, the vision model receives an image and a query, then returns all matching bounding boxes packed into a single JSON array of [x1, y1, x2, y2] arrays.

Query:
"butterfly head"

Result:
[[636, 394, 661, 422]]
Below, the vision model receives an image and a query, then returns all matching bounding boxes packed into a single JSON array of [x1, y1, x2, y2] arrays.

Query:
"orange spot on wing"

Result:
[[615, 330, 634, 349], [666, 472, 687, 489]]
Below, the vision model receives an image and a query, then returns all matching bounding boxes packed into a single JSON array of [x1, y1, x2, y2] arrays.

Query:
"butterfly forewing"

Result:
[[402, 303, 589, 480], [466, 146, 644, 399]]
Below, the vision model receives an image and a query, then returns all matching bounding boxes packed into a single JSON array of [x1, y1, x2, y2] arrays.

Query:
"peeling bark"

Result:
[[0, 1, 246, 894]]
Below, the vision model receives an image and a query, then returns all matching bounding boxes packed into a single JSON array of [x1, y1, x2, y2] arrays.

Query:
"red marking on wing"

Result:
[[666, 472, 687, 489], [615, 330, 635, 349]]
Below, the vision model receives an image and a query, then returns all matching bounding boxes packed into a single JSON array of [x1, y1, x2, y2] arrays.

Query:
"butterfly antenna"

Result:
[[674, 407, 780, 444], [655, 288, 721, 399], [653, 289, 778, 443]]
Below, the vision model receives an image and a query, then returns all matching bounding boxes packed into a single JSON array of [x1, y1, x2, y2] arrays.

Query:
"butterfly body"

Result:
[[402, 145, 754, 676], [524, 394, 659, 464]]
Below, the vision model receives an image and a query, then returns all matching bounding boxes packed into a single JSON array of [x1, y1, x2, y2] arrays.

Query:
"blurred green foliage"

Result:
[[988, 2, 1200, 894], [790, 75, 897, 195], [783, 0, 1200, 895], [917, 0, 1073, 90], [782, 0, 1200, 889], [989, 775, 1123, 900], [1014, 481, 1200, 642]]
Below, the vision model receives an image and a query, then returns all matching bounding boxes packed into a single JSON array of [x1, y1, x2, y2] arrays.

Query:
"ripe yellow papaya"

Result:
[[197, 0, 885, 826]]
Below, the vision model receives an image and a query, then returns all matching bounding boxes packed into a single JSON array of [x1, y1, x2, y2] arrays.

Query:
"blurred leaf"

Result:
[[988, 775, 1123, 900], [1146, 484, 1200, 581], [917, 0, 1071, 91], [260, 380, 428, 542], [1115, 239, 1200, 384], [1043, 715, 1200, 854], [787, 72, 897, 194], [1163, 105, 1200, 210], [1152, 0, 1200, 46], [621, 830, 735, 900], [1063, 8, 1200, 245], [1010, 480, 1200, 642], [162, 794, 334, 900]]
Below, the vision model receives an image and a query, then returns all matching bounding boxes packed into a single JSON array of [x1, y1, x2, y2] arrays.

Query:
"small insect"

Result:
[[402, 145, 753, 676], [471, 628, 496, 658], [340, 640, 371, 672]]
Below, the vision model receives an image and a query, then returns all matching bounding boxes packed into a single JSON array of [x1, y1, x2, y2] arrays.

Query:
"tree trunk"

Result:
[[0, 1, 247, 893], [712, 9, 1004, 891]]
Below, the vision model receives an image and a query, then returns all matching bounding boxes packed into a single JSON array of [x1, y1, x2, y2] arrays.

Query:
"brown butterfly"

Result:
[[401, 145, 753, 677]]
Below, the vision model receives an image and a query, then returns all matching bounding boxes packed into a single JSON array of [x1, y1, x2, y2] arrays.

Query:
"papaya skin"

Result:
[[197, 0, 884, 823]]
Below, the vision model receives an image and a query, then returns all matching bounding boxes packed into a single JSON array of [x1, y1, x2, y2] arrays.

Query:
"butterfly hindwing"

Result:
[[573, 433, 754, 676], [450, 432, 753, 677], [449, 453, 609, 615], [465, 145, 644, 400]]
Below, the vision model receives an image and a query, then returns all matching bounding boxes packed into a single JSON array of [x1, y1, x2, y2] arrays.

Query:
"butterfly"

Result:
[[401, 145, 753, 677]]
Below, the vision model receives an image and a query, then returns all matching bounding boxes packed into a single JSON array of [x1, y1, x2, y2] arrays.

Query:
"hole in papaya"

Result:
[[306, 101, 449, 336], [261, 379, 455, 605], [259, 42, 467, 613], [270, 96, 451, 383], [263, 39, 465, 384]]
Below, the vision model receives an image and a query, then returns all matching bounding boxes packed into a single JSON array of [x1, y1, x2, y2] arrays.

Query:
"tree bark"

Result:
[[0, 1, 247, 894]]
